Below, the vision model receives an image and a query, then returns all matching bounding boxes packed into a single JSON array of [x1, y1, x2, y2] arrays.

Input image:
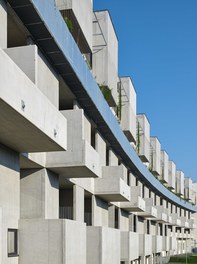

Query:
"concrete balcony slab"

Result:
[[119, 196, 146, 212], [19, 219, 86, 264], [139, 234, 152, 256], [87, 226, 120, 264], [121, 231, 139, 262], [46, 140, 101, 179], [94, 165, 130, 202], [137, 198, 157, 219], [46, 109, 101, 178], [152, 235, 163, 253], [0, 48, 67, 152]]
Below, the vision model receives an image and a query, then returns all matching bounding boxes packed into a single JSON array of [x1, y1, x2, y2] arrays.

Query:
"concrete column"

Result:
[[20, 168, 59, 219], [0, 0, 7, 48], [108, 204, 115, 228], [130, 173, 136, 186], [92, 195, 102, 226], [119, 209, 129, 231], [109, 149, 118, 165], [144, 186, 149, 198], [73, 185, 84, 222], [95, 131, 106, 166]]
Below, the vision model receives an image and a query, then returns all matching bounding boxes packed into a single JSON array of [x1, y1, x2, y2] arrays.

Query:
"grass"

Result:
[[169, 254, 197, 263]]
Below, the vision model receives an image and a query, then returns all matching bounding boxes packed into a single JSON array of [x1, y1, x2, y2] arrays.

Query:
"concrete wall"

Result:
[[185, 178, 193, 200], [0, 0, 7, 49], [150, 137, 161, 176], [120, 77, 136, 143], [4, 45, 59, 108], [19, 219, 86, 264], [136, 114, 150, 163], [176, 171, 184, 196], [93, 11, 118, 105], [0, 144, 20, 264], [0, 47, 67, 152], [92, 196, 108, 227], [56, 0, 92, 50], [139, 234, 152, 256], [109, 149, 118, 165], [87, 226, 120, 264], [20, 169, 59, 219], [121, 231, 139, 261], [168, 160, 176, 190], [95, 131, 106, 166], [160, 150, 169, 183], [119, 209, 129, 231]]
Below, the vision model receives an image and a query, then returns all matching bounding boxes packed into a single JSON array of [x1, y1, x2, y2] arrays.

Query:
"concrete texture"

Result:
[[0, 144, 19, 264], [94, 165, 130, 202], [20, 169, 59, 219], [19, 219, 86, 264], [137, 114, 150, 163], [56, 0, 93, 50], [93, 11, 118, 106], [87, 226, 120, 264], [120, 77, 136, 143], [121, 231, 139, 261], [73, 185, 84, 222], [0, 0, 7, 49], [168, 160, 176, 190], [46, 109, 101, 178], [92, 196, 108, 227], [150, 137, 161, 176], [0, 48, 67, 152]]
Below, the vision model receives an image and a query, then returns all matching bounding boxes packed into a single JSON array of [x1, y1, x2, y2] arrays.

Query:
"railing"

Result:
[[59, 206, 73, 220]]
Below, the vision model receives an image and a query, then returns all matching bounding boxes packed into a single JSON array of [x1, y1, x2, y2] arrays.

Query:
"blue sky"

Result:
[[93, 0, 197, 182]]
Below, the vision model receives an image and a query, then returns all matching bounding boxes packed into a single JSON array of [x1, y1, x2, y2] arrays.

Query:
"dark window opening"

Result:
[[8, 229, 18, 257]]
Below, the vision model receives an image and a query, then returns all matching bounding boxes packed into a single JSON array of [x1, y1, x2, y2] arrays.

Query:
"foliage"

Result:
[[169, 255, 197, 263], [99, 84, 112, 102], [63, 16, 73, 33], [116, 84, 122, 120]]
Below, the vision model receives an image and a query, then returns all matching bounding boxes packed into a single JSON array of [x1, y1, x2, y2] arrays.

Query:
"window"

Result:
[[8, 229, 18, 257]]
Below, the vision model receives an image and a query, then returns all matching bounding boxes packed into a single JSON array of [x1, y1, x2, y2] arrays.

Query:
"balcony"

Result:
[[163, 236, 170, 251], [19, 218, 86, 264], [152, 235, 163, 253], [93, 11, 118, 107], [180, 217, 189, 228], [121, 231, 139, 262], [171, 214, 181, 226], [154, 206, 168, 223], [149, 137, 161, 176], [87, 226, 120, 264], [119, 186, 146, 212], [188, 218, 196, 229], [168, 160, 176, 190], [137, 198, 157, 219], [94, 165, 130, 202], [139, 234, 152, 256], [119, 77, 136, 143], [136, 114, 150, 163], [55, 0, 92, 53], [170, 236, 177, 253], [0, 48, 67, 152], [159, 150, 169, 184], [46, 109, 101, 178]]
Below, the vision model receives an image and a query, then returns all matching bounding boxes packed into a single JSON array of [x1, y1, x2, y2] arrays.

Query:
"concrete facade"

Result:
[[0, 0, 196, 264]]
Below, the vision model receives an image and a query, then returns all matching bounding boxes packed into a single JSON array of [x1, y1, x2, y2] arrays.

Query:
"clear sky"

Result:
[[93, 0, 197, 182]]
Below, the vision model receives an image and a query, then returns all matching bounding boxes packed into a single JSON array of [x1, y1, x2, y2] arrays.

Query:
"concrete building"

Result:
[[0, 0, 196, 264]]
